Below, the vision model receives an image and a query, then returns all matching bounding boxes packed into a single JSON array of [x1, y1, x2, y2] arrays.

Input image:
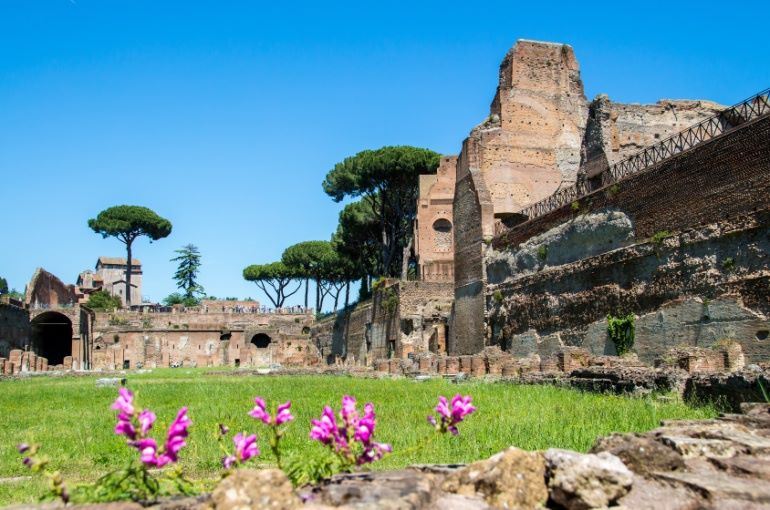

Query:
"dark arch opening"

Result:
[[31, 312, 73, 365], [494, 212, 529, 229], [250, 333, 272, 349], [432, 218, 452, 233]]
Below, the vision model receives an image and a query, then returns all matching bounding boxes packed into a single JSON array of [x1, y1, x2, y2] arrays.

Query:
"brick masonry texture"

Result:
[[311, 280, 454, 365]]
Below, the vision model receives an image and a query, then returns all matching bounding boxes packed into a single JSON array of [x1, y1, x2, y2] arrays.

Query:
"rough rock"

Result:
[[298, 469, 439, 510], [442, 447, 547, 509], [590, 433, 685, 475], [211, 469, 301, 510], [544, 449, 633, 510]]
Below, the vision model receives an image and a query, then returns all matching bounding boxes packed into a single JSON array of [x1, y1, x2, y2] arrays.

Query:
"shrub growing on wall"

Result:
[[607, 313, 635, 356]]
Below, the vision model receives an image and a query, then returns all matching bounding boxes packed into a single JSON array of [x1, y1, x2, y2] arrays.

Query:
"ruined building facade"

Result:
[[0, 267, 321, 374], [77, 257, 143, 305], [316, 39, 769, 367], [414, 155, 457, 282]]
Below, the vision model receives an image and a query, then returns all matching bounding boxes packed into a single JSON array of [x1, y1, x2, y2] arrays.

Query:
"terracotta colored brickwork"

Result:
[[580, 96, 723, 179], [89, 310, 316, 370], [452, 40, 588, 355], [415, 156, 457, 282], [311, 280, 454, 366], [495, 114, 770, 248]]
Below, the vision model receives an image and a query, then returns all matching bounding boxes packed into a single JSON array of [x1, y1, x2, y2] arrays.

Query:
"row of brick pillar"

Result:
[[0, 349, 73, 375], [375, 351, 550, 378]]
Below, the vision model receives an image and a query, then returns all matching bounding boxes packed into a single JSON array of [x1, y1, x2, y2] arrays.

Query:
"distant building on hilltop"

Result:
[[77, 257, 142, 305]]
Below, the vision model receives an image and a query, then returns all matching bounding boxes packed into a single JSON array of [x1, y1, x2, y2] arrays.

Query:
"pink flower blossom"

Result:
[[221, 432, 260, 469], [235, 433, 259, 461], [249, 397, 294, 426], [111, 389, 190, 468], [309, 406, 338, 445], [275, 401, 294, 425], [248, 397, 270, 424], [428, 394, 476, 435], [115, 418, 137, 440], [111, 388, 135, 416], [138, 410, 156, 435], [310, 397, 390, 466], [163, 407, 191, 463]]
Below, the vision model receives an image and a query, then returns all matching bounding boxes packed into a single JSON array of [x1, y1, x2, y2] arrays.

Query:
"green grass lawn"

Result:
[[0, 369, 717, 506]]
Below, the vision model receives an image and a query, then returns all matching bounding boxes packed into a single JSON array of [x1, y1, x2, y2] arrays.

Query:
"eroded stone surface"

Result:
[[544, 449, 633, 510], [442, 447, 547, 509], [211, 469, 300, 510]]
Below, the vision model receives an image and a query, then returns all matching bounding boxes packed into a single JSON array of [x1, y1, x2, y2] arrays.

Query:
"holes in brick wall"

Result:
[[757, 330, 769, 341]]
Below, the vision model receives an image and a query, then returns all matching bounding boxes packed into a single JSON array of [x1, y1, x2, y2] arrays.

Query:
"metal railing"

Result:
[[515, 88, 770, 222]]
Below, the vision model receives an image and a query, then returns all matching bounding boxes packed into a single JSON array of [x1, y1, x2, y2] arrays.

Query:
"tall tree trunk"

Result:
[[315, 279, 320, 312], [344, 281, 350, 310], [401, 236, 413, 280], [125, 241, 133, 308], [304, 278, 309, 310]]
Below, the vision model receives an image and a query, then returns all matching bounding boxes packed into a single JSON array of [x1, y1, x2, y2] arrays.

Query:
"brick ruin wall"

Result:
[[26, 267, 79, 307], [580, 96, 724, 178], [415, 155, 457, 282], [452, 40, 587, 355], [0, 302, 31, 374], [311, 281, 454, 366], [486, 115, 770, 364], [89, 310, 319, 370]]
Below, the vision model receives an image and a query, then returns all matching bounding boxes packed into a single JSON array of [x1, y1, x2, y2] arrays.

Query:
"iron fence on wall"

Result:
[[515, 88, 770, 222]]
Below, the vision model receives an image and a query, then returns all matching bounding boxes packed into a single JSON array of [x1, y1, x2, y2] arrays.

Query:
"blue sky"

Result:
[[1, 1, 767, 308]]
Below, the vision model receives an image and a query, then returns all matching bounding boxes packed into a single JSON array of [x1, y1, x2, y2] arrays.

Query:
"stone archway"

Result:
[[432, 218, 453, 252], [30, 311, 73, 365], [250, 333, 272, 349]]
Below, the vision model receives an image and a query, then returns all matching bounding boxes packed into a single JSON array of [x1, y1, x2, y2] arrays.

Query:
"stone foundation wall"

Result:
[[487, 210, 770, 364]]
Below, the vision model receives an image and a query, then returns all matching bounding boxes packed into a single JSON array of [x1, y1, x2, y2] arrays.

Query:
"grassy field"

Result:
[[0, 369, 717, 506]]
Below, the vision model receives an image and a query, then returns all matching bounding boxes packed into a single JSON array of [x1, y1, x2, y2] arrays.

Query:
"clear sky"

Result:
[[1, 1, 767, 308]]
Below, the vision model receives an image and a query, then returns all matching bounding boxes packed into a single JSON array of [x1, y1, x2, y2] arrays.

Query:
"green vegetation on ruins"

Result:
[[0, 371, 716, 506], [85, 290, 123, 311]]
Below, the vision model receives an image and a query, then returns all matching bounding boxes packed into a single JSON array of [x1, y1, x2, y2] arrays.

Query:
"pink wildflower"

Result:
[[248, 397, 270, 424], [115, 418, 137, 440], [309, 406, 338, 445], [221, 432, 260, 469], [111, 388, 135, 416], [249, 397, 294, 426], [138, 410, 156, 435], [163, 407, 191, 463], [428, 394, 476, 435], [275, 401, 294, 425], [310, 396, 390, 466]]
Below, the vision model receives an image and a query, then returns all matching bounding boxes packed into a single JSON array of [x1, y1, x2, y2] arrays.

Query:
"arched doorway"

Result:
[[250, 333, 272, 349], [31, 312, 73, 365], [432, 218, 453, 252]]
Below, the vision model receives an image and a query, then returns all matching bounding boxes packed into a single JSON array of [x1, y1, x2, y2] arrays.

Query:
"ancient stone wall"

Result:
[[25, 267, 78, 308], [89, 310, 316, 370], [580, 96, 724, 179], [311, 280, 455, 366], [495, 114, 770, 249], [0, 302, 30, 372], [415, 156, 457, 282], [487, 206, 770, 363], [452, 40, 588, 355]]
